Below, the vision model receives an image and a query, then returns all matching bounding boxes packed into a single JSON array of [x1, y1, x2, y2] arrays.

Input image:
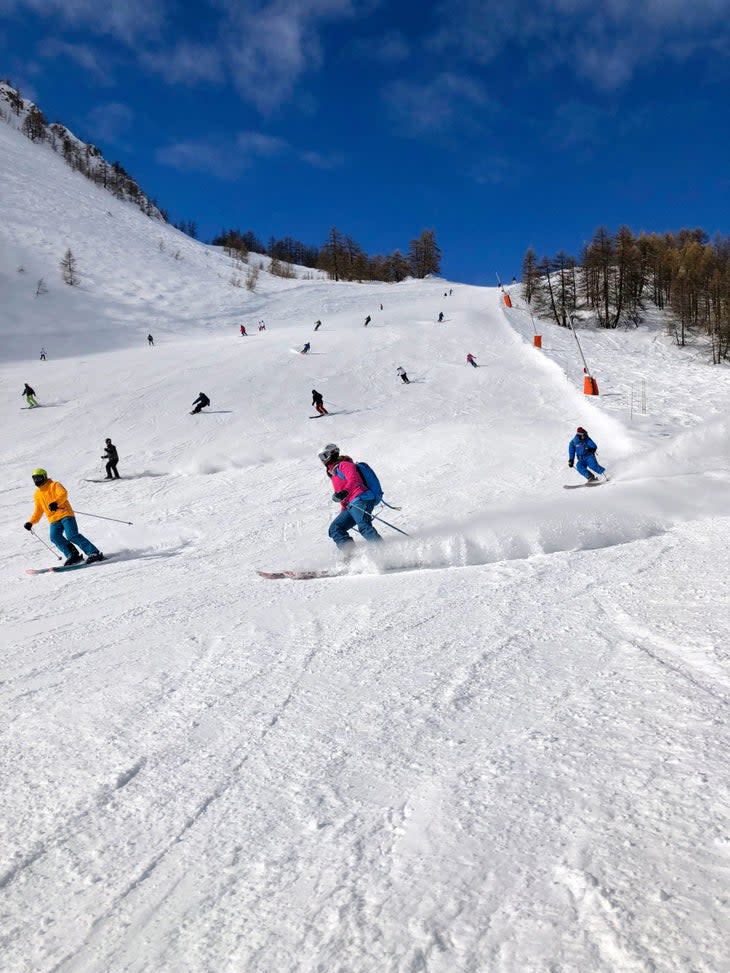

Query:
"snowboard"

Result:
[[26, 555, 112, 576]]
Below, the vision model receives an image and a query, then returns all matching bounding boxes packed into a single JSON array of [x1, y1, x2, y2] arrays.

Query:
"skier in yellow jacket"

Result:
[[24, 469, 104, 566]]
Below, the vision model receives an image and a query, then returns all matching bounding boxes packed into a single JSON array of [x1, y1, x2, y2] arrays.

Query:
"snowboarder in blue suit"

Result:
[[568, 427, 606, 482]]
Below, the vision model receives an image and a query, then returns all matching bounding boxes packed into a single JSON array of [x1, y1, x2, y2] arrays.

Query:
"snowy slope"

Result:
[[1, 120, 729, 973]]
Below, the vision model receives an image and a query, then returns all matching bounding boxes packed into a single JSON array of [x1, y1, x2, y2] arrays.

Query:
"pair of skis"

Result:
[[26, 554, 112, 576]]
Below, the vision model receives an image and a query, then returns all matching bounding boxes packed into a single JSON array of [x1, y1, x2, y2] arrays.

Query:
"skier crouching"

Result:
[[24, 469, 104, 565], [568, 427, 606, 482], [319, 443, 381, 551]]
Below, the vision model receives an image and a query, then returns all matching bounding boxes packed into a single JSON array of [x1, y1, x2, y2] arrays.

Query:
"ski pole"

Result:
[[29, 527, 62, 560], [349, 502, 410, 537], [74, 510, 134, 525]]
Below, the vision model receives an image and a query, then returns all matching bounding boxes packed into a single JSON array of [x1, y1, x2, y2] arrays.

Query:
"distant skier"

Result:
[[438, 311, 444, 322], [444, 292, 447, 297], [147, 334, 154, 346], [312, 390, 329, 416], [379, 303, 383, 311], [568, 427, 606, 483], [466, 353, 478, 368], [240, 325, 247, 336], [258, 323, 266, 331], [101, 438, 120, 479], [191, 392, 211, 415], [301, 342, 311, 354], [396, 366, 410, 384], [40, 348, 46, 360], [449, 289, 453, 296], [314, 320, 322, 331], [24, 468, 104, 565], [364, 315, 371, 327], [318, 443, 381, 551], [22, 383, 39, 407]]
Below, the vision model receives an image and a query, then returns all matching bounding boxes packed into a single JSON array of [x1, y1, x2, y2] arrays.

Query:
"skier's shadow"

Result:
[[202, 410, 234, 413]]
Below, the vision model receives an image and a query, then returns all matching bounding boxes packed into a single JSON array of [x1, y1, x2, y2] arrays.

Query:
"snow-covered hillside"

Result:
[[1, 119, 729, 973]]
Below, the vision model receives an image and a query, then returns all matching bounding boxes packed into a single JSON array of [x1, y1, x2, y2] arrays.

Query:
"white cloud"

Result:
[[157, 127, 343, 180], [156, 137, 244, 180], [139, 41, 224, 86], [37, 38, 113, 80], [3, 0, 167, 43], [236, 131, 287, 156], [428, 0, 730, 90], [299, 147, 343, 169], [6, 0, 376, 111], [384, 72, 490, 135], [192, 0, 363, 112]]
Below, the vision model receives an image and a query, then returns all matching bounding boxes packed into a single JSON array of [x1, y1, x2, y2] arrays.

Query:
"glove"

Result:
[[332, 489, 348, 502], [568, 460, 574, 468], [24, 522, 32, 531], [49, 501, 58, 512]]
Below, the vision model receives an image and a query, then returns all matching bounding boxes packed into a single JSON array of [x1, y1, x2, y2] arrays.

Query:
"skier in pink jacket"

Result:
[[318, 443, 381, 550]]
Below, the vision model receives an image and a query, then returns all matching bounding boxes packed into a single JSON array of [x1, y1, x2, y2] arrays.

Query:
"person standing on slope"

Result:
[[22, 383, 39, 407], [40, 348, 47, 360], [240, 325, 247, 336], [24, 469, 103, 565], [312, 390, 329, 416], [319, 444, 381, 551], [191, 392, 211, 414], [466, 353, 478, 368], [147, 334, 154, 346], [314, 319, 322, 331], [568, 427, 606, 483], [396, 366, 410, 384], [102, 438, 120, 479], [363, 315, 371, 327], [438, 311, 444, 322]]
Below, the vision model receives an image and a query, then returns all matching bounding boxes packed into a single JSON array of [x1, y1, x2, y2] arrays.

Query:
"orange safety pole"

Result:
[[568, 314, 599, 395], [529, 307, 542, 349]]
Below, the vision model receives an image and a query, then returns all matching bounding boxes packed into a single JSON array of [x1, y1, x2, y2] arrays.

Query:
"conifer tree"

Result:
[[408, 229, 441, 278], [60, 248, 78, 286], [521, 247, 539, 304], [22, 105, 48, 142]]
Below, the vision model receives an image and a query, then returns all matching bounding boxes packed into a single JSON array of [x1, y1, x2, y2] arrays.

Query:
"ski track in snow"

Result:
[[1, 120, 729, 973]]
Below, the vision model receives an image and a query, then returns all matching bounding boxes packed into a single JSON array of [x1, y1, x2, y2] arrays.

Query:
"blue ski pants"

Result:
[[329, 498, 382, 548], [49, 516, 100, 557], [576, 453, 605, 479]]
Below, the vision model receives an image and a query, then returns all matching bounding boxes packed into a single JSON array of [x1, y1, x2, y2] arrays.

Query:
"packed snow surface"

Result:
[[1, 121, 729, 973]]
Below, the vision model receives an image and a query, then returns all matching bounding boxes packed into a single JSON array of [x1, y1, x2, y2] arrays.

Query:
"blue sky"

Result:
[[1, 0, 729, 284]]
